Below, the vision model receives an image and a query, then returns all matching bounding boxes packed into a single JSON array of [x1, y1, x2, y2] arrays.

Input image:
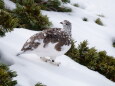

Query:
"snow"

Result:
[[4, 0, 16, 10], [0, 0, 115, 86]]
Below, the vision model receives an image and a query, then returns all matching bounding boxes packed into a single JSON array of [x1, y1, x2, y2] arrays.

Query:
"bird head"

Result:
[[60, 20, 72, 36], [60, 20, 71, 26], [60, 20, 71, 34]]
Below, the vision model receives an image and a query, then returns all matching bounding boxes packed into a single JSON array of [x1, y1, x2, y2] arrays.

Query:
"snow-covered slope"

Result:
[[0, 29, 115, 86], [0, 0, 115, 86]]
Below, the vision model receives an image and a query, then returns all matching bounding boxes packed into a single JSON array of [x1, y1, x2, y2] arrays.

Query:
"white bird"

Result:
[[17, 20, 72, 66]]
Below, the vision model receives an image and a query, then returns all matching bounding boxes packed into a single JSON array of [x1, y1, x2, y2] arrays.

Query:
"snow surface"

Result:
[[0, 0, 115, 86], [4, 0, 16, 10]]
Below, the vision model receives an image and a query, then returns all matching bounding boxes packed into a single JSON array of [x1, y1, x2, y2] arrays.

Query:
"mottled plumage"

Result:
[[21, 28, 71, 52], [17, 20, 72, 66]]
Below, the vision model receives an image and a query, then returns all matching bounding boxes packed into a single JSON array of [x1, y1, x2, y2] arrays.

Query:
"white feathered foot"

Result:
[[40, 57, 61, 66]]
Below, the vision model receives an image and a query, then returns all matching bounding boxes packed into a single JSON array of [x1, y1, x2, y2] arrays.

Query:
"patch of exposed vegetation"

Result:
[[95, 18, 104, 26], [66, 40, 115, 82]]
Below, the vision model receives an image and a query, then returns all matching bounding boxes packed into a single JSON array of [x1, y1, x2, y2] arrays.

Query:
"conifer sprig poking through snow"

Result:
[[95, 18, 104, 26], [35, 82, 46, 86]]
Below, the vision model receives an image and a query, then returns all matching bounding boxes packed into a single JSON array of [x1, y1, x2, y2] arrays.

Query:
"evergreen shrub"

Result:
[[11, 0, 72, 12], [0, 9, 19, 36], [12, 2, 51, 31], [38, 0, 72, 12], [66, 40, 115, 82], [0, 63, 17, 86], [0, 0, 4, 9], [61, 0, 70, 3]]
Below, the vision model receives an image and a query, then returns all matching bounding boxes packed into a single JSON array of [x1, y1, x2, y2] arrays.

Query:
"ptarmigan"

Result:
[[17, 20, 72, 66]]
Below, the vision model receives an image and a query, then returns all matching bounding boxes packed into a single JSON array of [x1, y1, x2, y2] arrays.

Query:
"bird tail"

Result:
[[16, 51, 24, 56]]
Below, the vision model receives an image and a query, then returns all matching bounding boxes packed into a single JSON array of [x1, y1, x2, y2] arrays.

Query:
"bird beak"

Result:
[[60, 22, 63, 24]]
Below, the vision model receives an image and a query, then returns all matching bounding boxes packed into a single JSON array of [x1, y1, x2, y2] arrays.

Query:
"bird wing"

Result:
[[21, 32, 45, 52], [21, 28, 71, 52], [21, 28, 61, 52]]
